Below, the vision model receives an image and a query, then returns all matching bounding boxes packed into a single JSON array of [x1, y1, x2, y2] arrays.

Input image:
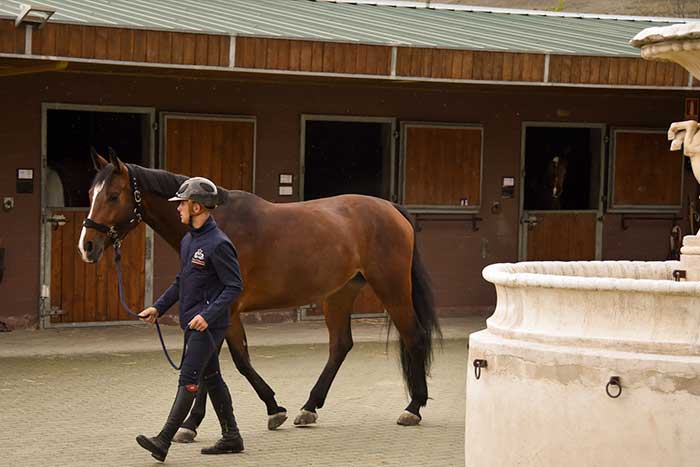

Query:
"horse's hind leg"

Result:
[[294, 280, 362, 426], [364, 267, 429, 426], [226, 312, 288, 430]]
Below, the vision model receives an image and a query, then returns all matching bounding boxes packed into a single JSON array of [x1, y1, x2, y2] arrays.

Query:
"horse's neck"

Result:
[[141, 192, 188, 250]]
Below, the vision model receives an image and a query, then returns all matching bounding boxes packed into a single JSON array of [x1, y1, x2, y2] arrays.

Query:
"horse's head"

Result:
[[78, 148, 142, 263], [547, 156, 568, 199]]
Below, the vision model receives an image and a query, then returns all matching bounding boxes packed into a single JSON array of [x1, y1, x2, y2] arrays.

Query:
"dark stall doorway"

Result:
[[300, 116, 396, 318], [302, 117, 395, 201], [523, 126, 601, 211], [520, 124, 604, 261], [46, 109, 151, 207]]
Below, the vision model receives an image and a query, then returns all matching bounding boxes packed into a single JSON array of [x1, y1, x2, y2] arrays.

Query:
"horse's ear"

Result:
[[90, 146, 109, 170], [108, 147, 125, 174]]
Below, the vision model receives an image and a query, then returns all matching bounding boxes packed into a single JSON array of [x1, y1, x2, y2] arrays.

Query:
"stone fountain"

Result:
[[465, 24, 700, 467]]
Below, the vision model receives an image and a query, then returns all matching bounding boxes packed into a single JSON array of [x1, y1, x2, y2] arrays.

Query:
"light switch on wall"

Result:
[[3, 197, 14, 211]]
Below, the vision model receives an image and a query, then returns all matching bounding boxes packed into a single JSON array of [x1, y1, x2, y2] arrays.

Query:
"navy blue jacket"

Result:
[[153, 216, 243, 330]]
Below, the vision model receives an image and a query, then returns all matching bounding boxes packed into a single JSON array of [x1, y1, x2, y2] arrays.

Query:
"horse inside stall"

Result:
[[78, 149, 441, 433], [546, 156, 568, 209], [528, 156, 569, 211]]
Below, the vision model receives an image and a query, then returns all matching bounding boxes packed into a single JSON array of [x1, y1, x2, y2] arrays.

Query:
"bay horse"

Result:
[[78, 149, 440, 433]]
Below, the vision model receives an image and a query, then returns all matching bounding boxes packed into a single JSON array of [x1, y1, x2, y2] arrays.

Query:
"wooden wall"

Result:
[[30, 22, 229, 66], [549, 55, 688, 87], [0, 20, 25, 54], [235, 37, 391, 75], [396, 48, 545, 82]]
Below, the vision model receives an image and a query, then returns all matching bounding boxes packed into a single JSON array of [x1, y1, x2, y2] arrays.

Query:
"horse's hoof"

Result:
[[172, 427, 197, 443], [293, 409, 318, 426], [268, 410, 288, 430], [396, 411, 421, 426]]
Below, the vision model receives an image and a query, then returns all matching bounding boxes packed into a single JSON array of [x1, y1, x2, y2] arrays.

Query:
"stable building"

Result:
[[0, 0, 696, 329]]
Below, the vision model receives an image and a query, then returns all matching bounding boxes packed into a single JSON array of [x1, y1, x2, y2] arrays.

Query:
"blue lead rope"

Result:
[[114, 244, 186, 370]]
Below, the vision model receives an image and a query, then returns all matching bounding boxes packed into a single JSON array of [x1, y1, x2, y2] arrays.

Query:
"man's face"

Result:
[[177, 200, 192, 225]]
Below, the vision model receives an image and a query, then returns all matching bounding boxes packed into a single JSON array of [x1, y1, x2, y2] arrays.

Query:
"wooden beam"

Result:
[[0, 60, 67, 76]]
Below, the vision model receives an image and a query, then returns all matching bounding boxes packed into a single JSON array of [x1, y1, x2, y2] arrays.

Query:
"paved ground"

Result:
[[0, 316, 486, 467]]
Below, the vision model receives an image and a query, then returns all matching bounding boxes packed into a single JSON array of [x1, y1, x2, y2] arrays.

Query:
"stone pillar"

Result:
[[680, 235, 700, 281]]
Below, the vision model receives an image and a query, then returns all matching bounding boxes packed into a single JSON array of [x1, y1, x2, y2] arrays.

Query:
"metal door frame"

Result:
[[518, 122, 607, 261], [40, 103, 156, 328]]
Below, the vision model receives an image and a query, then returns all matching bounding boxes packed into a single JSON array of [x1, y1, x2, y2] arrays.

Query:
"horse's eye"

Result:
[[107, 192, 119, 202]]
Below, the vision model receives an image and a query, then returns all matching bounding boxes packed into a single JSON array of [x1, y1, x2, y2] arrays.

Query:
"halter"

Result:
[[82, 173, 143, 248]]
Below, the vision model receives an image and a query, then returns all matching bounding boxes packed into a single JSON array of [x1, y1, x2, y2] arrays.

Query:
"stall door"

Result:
[[162, 114, 255, 190], [520, 125, 604, 261], [46, 211, 147, 324]]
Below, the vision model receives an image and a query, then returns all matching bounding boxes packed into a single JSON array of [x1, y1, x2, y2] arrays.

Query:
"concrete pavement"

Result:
[[0, 316, 487, 467]]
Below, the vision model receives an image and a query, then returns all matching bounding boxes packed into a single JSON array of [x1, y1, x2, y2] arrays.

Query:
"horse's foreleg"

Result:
[[294, 282, 361, 427], [227, 312, 288, 430]]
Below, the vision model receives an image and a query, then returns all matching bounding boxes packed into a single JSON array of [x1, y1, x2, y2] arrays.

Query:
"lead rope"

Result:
[[114, 243, 186, 370]]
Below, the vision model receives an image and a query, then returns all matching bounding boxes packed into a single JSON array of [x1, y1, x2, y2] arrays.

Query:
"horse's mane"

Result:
[[127, 164, 233, 205], [127, 164, 187, 199]]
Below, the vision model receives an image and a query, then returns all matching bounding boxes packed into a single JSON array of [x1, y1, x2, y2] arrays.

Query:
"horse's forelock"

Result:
[[92, 164, 115, 190]]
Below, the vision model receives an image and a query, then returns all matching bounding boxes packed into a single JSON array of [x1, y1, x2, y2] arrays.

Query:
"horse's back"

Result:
[[219, 193, 413, 309]]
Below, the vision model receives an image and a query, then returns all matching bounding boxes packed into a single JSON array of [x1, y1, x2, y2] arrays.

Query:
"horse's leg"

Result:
[[226, 310, 288, 430], [294, 280, 362, 426], [364, 264, 431, 426]]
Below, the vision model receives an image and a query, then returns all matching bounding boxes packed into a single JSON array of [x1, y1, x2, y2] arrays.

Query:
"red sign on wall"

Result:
[[685, 97, 699, 120]]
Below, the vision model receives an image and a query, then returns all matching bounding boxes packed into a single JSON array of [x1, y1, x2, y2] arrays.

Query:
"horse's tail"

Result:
[[393, 204, 442, 387]]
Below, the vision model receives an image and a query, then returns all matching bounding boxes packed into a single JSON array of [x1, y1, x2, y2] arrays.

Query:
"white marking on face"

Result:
[[79, 181, 104, 262]]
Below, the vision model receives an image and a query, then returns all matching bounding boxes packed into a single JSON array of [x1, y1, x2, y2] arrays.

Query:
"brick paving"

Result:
[[0, 317, 484, 467]]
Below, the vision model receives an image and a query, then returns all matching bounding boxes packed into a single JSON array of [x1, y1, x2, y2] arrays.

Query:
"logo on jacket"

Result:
[[192, 248, 206, 266]]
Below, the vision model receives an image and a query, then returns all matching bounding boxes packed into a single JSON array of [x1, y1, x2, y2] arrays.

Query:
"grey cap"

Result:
[[169, 177, 219, 208]]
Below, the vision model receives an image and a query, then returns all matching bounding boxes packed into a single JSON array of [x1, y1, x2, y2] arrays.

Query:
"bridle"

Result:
[[82, 172, 143, 248]]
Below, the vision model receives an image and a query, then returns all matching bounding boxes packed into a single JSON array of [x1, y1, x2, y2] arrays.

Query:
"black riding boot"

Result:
[[136, 385, 197, 462], [201, 378, 244, 455]]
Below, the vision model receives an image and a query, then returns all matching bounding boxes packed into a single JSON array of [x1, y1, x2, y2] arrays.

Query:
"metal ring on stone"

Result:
[[473, 359, 487, 380], [606, 376, 622, 398]]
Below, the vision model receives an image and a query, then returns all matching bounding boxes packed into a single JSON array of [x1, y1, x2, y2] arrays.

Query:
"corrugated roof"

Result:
[[0, 0, 683, 56]]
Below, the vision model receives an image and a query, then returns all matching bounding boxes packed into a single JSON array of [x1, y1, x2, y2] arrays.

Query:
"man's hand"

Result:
[[188, 314, 209, 332], [138, 307, 158, 324]]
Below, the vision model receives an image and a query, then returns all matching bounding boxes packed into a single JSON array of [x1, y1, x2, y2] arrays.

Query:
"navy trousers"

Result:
[[178, 327, 227, 387]]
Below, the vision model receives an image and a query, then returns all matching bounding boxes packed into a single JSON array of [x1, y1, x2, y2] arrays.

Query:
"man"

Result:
[[136, 177, 244, 462]]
